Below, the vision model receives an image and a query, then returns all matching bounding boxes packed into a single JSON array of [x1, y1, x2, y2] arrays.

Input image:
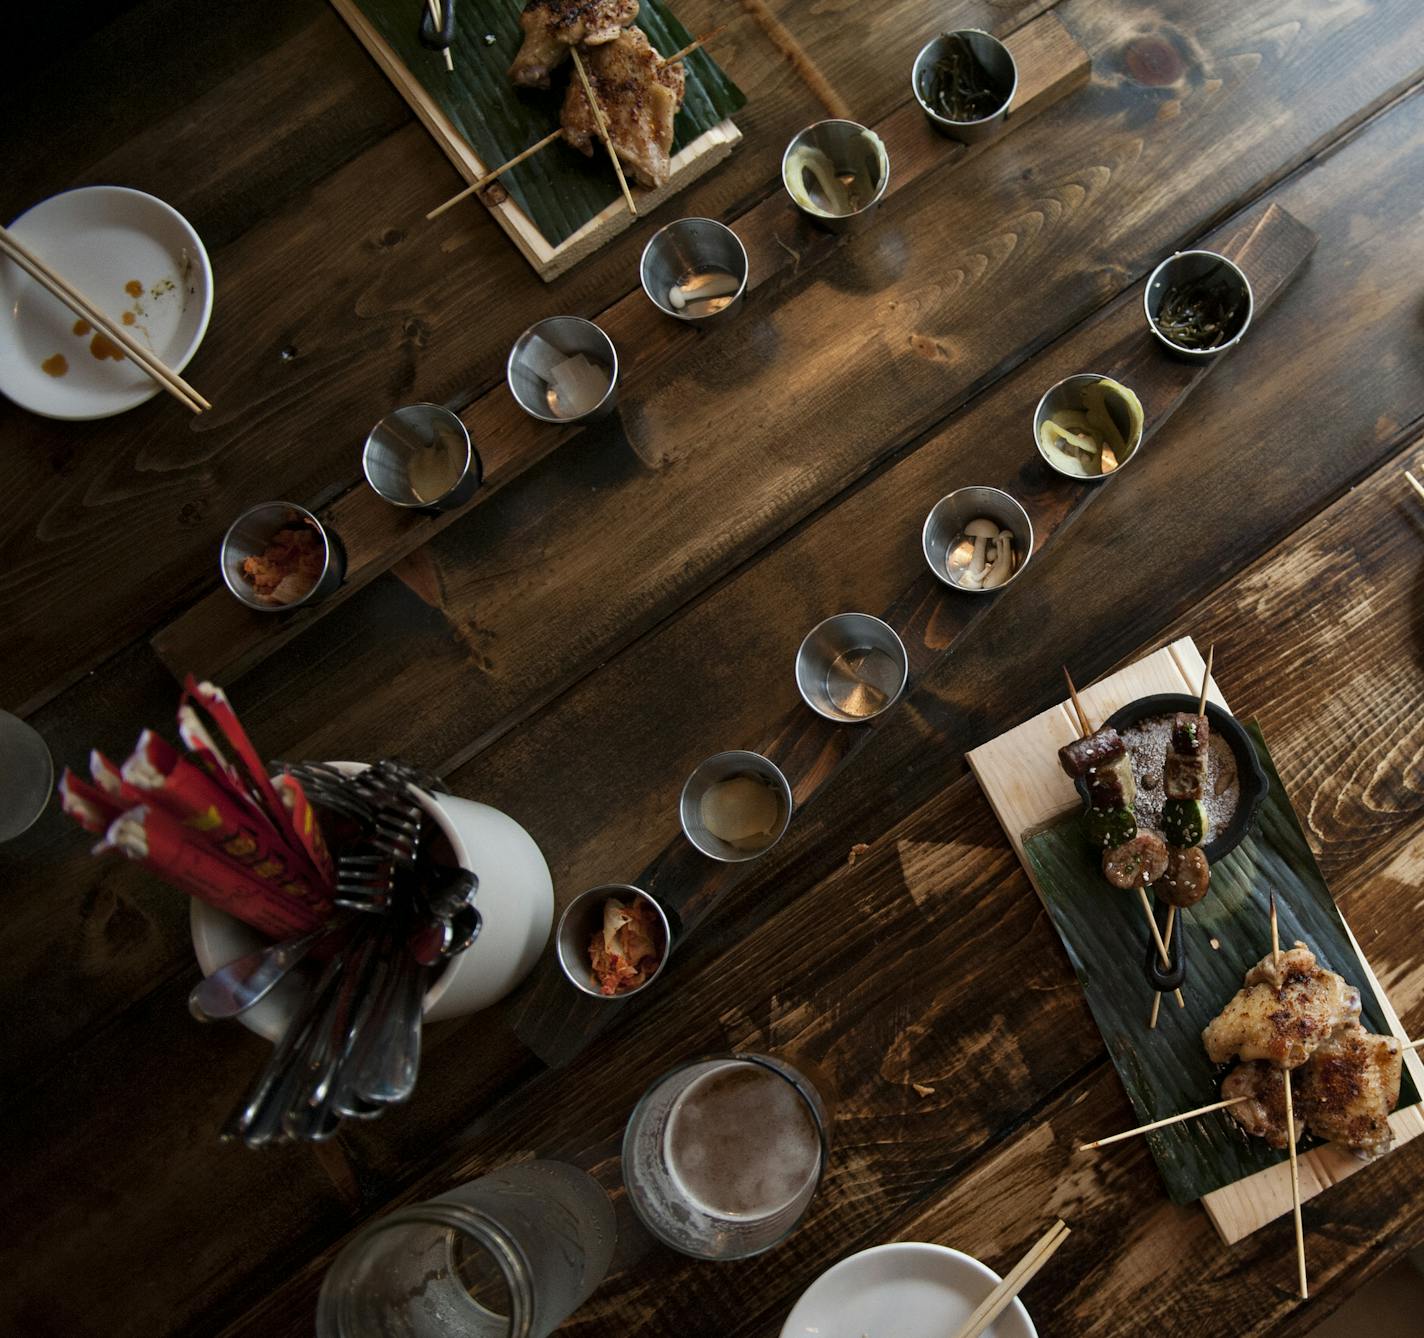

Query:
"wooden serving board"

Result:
[[966, 637, 1424, 1244], [330, 0, 741, 280]]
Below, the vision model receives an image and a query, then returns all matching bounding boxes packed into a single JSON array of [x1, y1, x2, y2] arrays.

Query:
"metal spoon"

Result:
[[189, 923, 333, 1022]]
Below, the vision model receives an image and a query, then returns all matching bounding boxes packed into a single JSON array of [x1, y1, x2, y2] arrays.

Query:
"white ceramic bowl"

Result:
[[780, 1241, 1036, 1338], [0, 185, 213, 420], [191, 773, 554, 1042]]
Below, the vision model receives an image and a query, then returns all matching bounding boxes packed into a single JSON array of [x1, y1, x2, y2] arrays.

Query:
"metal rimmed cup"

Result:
[[912, 29, 1018, 142], [640, 218, 749, 327], [679, 750, 793, 863], [362, 404, 482, 512], [781, 119, 890, 233], [1033, 373, 1145, 481], [795, 614, 908, 723], [219, 502, 346, 613], [0, 711, 52, 842], [554, 884, 672, 1000], [922, 486, 1033, 593], [507, 316, 619, 425], [1144, 249, 1254, 358]]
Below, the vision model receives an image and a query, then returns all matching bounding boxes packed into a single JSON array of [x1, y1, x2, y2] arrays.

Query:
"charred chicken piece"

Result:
[[1203, 942, 1361, 1069], [1222, 1061, 1299, 1150], [1295, 1022, 1402, 1159], [561, 27, 686, 188], [509, 0, 640, 89]]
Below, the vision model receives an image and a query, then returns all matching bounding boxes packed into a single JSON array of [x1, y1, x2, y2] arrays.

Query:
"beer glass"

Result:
[[317, 1160, 615, 1337], [622, 1052, 831, 1260]]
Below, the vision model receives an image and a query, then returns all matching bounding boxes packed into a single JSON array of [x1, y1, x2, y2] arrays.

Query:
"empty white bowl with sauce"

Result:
[[0, 186, 213, 420]]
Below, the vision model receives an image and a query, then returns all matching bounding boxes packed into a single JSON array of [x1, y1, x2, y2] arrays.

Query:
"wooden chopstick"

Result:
[[0, 226, 209, 414], [570, 45, 637, 216], [951, 1220, 1070, 1338], [1079, 1095, 1249, 1150], [1405, 470, 1424, 503], [426, 128, 564, 220]]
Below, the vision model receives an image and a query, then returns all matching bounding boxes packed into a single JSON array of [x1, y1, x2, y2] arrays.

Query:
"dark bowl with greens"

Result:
[[1144, 250, 1254, 358], [912, 30, 1017, 143]]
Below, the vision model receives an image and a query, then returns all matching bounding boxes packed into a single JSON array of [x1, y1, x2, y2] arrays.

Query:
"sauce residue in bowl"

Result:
[[41, 353, 68, 377], [89, 332, 125, 361], [124, 279, 143, 298], [72, 319, 91, 336]]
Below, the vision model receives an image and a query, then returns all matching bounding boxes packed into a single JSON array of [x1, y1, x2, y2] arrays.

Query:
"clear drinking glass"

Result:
[[316, 1160, 615, 1338], [622, 1052, 831, 1260], [0, 710, 52, 842]]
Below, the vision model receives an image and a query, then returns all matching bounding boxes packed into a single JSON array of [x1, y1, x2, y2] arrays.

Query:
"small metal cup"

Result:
[[679, 750, 793, 863], [640, 218, 749, 327], [912, 30, 1018, 143], [0, 711, 52, 842], [362, 404, 482, 512], [795, 614, 908, 723], [507, 316, 619, 424], [1033, 373, 1144, 481], [219, 502, 346, 613], [922, 486, 1034, 593], [554, 884, 672, 1000], [781, 119, 891, 233], [1144, 249, 1254, 358]]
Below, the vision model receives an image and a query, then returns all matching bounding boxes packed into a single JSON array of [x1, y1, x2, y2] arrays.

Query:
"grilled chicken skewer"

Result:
[[509, 0, 639, 88]]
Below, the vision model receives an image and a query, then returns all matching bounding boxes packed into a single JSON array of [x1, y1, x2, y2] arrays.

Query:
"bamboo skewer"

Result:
[[1063, 667, 1184, 1009], [426, 128, 565, 220], [1148, 906, 1177, 1028], [1148, 642, 1215, 1026], [1079, 1095, 1250, 1150], [1269, 891, 1308, 1300], [950, 1220, 1070, 1338], [1406, 469, 1424, 504], [570, 46, 637, 217], [658, 24, 726, 67], [0, 226, 209, 414], [426, 0, 454, 72]]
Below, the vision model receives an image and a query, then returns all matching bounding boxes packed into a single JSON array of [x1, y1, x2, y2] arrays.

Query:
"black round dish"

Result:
[[1081, 693, 1270, 862]]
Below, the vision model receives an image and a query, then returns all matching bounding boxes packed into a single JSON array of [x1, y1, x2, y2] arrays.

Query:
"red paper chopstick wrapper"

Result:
[[95, 805, 323, 939], [121, 730, 332, 911]]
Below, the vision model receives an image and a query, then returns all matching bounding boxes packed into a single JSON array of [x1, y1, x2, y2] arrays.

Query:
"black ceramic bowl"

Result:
[[1090, 693, 1270, 862]]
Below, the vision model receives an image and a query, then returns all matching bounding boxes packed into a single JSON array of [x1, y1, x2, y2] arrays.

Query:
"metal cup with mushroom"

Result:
[[950, 516, 1017, 591]]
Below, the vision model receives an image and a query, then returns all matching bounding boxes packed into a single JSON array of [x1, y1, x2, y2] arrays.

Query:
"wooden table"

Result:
[[4, 1, 1424, 1334]]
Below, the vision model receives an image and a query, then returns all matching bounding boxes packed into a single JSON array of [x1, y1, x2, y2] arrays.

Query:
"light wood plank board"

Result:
[[330, 0, 741, 280], [966, 637, 1424, 1244]]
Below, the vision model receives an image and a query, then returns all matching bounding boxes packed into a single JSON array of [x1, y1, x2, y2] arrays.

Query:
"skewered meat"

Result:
[[1203, 942, 1361, 1069], [1157, 845, 1210, 907], [1222, 1061, 1299, 1149], [508, 0, 640, 88], [1295, 1022, 1402, 1159], [1102, 831, 1168, 889], [1058, 728, 1126, 778], [561, 27, 686, 188], [1163, 711, 1209, 845]]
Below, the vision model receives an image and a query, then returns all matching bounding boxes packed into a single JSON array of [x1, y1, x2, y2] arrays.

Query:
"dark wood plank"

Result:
[[148, 12, 1092, 687], [1, 0, 1056, 715], [505, 200, 1316, 1066]]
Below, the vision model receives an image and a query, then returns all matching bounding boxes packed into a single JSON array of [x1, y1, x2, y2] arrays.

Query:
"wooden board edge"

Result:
[[967, 636, 1424, 1242]]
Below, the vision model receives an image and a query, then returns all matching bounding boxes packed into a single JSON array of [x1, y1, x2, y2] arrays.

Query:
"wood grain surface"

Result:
[[4, 0, 1424, 1335]]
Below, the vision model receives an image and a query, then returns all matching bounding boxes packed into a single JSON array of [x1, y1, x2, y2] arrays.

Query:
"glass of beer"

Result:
[[622, 1052, 831, 1260]]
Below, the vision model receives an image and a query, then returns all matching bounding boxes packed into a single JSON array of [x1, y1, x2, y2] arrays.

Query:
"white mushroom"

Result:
[[963, 517, 999, 578], [981, 529, 1016, 590]]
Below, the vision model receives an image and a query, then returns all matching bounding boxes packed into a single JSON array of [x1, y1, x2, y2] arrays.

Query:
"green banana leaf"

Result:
[[1024, 724, 1419, 1204], [350, 0, 747, 245]]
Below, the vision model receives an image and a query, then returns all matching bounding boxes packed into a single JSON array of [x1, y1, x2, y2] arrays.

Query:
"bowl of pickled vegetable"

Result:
[[1144, 250, 1253, 358]]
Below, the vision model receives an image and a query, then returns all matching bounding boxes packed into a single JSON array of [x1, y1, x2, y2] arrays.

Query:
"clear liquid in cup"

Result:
[[663, 1060, 821, 1221]]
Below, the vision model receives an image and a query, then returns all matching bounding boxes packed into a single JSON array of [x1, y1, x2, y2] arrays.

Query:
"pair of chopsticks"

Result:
[[0, 224, 210, 415], [950, 1220, 1070, 1338]]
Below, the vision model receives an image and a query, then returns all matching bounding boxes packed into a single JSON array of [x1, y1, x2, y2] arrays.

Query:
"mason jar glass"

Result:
[[317, 1160, 615, 1338]]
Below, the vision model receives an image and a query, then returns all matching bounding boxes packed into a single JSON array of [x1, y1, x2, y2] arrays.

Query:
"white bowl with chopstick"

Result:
[[780, 1242, 1036, 1338], [0, 185, 213, 420]]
